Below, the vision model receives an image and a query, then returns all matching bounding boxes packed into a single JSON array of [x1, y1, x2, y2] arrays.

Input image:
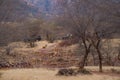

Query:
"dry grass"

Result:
[[0, 72, 2, 76], [0, 39, 120, 80], [85, 66, 120, 72], [103, 39, 120, 47], [0, 67, 120, 80]]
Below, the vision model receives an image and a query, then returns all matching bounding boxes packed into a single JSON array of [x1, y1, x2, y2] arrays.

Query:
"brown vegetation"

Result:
[[0, 39, 120, 69], [0, 0, 120, 80]]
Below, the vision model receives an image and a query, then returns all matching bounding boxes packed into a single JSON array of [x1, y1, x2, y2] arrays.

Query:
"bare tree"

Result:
[[56, 0, 95, 70], [118, 44, 120, 60], [56, 0, 119, 72]]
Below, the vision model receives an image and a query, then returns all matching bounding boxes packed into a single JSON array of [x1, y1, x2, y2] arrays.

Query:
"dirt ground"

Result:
[[0, 67, 120, 80]]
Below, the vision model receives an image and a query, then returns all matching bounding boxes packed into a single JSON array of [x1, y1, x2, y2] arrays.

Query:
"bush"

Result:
[[57, 68, 77, 76], [58, 39, 78, 47], [111, 68, 120, 74], [5, 42, 27, 55], [58, 40, 72, 47], [56, 68, 92, 76], [77, 69, 92, 75], [57, 58, 65, 62], [0, 61, 10, 68]]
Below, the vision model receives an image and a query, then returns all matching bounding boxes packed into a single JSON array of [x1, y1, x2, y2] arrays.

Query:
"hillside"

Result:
[[0, 39, 120, 69], [0, 0, 39, 22], [23, 0, 56, 12], [0, 0, 57, 22]]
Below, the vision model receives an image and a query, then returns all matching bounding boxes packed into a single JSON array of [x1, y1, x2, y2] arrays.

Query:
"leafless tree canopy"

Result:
[[55, 0, 120, 72]]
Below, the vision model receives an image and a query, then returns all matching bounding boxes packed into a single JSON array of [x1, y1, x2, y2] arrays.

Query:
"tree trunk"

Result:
[[79, 50, 89, 69], [96, 48, 103, 72], [91, 52, 96, 66], [118, 51, 120, 60]]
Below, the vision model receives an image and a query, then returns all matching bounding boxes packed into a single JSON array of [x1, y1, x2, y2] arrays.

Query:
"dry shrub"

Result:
[[5, 42, 27, 55], [58, 39, 78, 47], [77, 69, 92, 75], [57, 68, 77, 76], [111, 68, 120, 74], [56, 58, 66, 62], [57, 68, 91, 76], [7, 42, 27, 48], [0, 61, 10, 68]]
